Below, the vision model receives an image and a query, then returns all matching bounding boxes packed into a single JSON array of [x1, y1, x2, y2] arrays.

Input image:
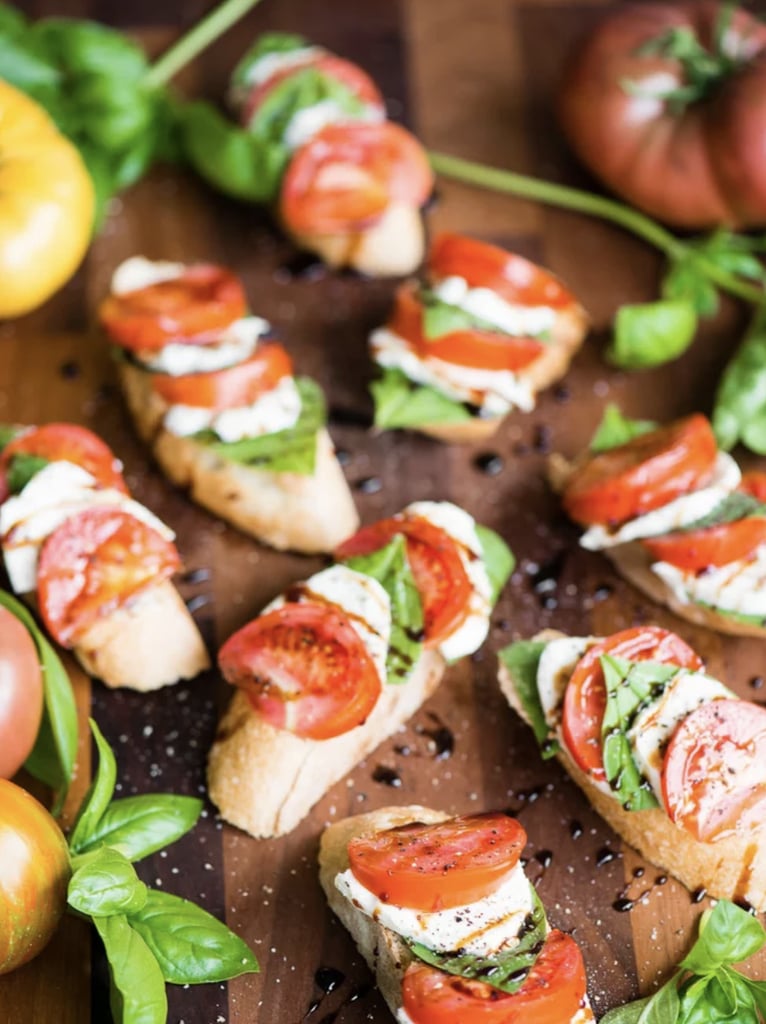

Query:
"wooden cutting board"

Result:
[[1, 1, 764, 1021]]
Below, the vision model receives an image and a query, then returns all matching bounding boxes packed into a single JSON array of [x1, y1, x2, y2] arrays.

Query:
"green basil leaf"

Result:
[[681, 901, 766, 973], [30, 18, 148, 81], [608, 300, 698, 370], [197, 376, 324, 475], [248, 66, 366, 143], [590, 404, 657, 452], [0, 590, 77, 812], [74, 794, 202, 862], [0, 34, 61, 91], [741, 976, 766, 1015], [420, 288, 507, 341], [93, 915, 167, 1024], [230, 31, 308, 97], [713, 307, 766, 454], [0, 424, 22, 451], [599, 997, 652, 1024], [0, 2, 29, 36], [68, 847, 147, 917], [344, 534, 424, 686], [475, 524, 514, 604], [371, 367, 473, 429], [695, 601, 765, 627], [637, 977, 681, 1023], [662, 259, 719, 317], [69, 718, 117, 851], [680, 492, 766, 532], [6, 453, 49, 494], [128, 889, 259, 984], [497, 640, 558, 757], [408, 887, 547, 994]]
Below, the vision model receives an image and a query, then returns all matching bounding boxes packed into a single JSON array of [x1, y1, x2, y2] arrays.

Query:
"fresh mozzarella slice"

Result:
[[1, 461, 174, 594], [580, 452, 741, 551], [239, 45, 324, 88], [141, 317, 271, 375], [371, 327, 535, 418], [651, 546, 766, 619], [431, 275, 557, 337], [405, 501, 492, 661], [111, 256, 185, 296], [266, 564, 391, 683], [284, 99, 384, 151], [536, 636, 593, 728], [163, 375, 302, 441], [628, 669, 734, 804], [335, 861, 536, 957]]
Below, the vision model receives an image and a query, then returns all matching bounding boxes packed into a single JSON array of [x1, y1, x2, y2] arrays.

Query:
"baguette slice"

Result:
[[320, 805, 596, 1024], [119, 361, 359, 553], [207, 650, 444, 838], [498, 631, 766, 911]]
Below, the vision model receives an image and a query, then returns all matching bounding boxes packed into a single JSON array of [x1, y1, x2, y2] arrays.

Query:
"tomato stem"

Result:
[[144, 0, 263, 89], [429, 151, 766, 307]]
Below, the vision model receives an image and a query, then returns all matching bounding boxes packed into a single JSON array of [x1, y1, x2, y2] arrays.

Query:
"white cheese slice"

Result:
[[405, 501, 492, 661], [140, 317, 270, 375], [283, 98, 384, 151], [536, 636, 593, 729], [111, 256, 185, 296], [628, 669, 734, 804], [336, 861, 535, 957], [431, 275, 557, 338], [651, 545, 766, 619], [579, 452, 741, 551], [162, 374, 302, 442]]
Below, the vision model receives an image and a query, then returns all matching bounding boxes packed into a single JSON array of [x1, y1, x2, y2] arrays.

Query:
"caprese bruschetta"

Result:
[[370, 234, 589, 441], [552, 407, 766, 636], [319, 805, 595, 1024], [498, 625, 766, 910], [207, 501, 513, 837], [99, 256, 359, 553], [0, 423, 209, 690]]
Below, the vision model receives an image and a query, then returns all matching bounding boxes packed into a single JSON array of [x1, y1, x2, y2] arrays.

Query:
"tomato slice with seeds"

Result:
[[739, 471, 766, 503], [389, 283, 544, 372], [0, 423, 127, 505], [662, 698, 766, 843], [281, 121, 433, 234], [348, 813, 526, 912], [562, 414, 718, 527], [335, 516, 472, 648], [99, 264, 247, 353], [562, 627, 703, 782], [150, 344, 293, 411], [37, 507, 180, 647], [429, 233, 578, 311], [642, 517, 766, 572], [218, 602, 381, 740], [401, 930, 588, 1024]]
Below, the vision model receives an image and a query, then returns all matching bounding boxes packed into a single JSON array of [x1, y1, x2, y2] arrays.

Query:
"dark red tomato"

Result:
[[0, 779, 70, 975], [643, 518, 766, 572], [739, 471, 766, 503], [281, 121, 433, 234], [37, 507, 180, 647], [335, 515, 472, 648], [0, 423, 127, 505], [429, 233, 578, 310], [389, 283, 544, 372], [0, 606, 43, 779], [562, 626, 704, 782], [662, 698, 766, 842], [401, 930, 588, 1024], [562, 414, 718, 527], [558, 2, 766, 228], [99, 264, 247, 353], [150, 343, 293, 411], [219, 602, 381, 740], [348, 813, 526, 912]]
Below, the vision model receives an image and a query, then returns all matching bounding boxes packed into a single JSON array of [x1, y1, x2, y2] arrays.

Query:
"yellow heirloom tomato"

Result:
[[0, 79, 95, 318]]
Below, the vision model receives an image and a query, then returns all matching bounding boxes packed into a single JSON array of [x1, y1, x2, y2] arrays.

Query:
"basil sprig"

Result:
[[590, 404, 657, 453], [680, 492, 766, 533], [607, 299, 698, 370], [601, 901, 766, 1024], [498, 640, 558, 758], [371, 367, 473, 430]]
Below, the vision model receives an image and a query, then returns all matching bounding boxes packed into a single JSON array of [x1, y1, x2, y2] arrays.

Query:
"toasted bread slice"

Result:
[[207, 650, 445, 838], [119, 361, 359, 553]]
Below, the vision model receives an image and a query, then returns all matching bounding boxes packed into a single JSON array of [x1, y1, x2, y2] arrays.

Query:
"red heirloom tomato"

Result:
[[347, 813, 527, 912], [401, 930, 588, 1024], [0, 779, 70, 975], [0, 606, 43, 779], [558, 1, 766, 229]]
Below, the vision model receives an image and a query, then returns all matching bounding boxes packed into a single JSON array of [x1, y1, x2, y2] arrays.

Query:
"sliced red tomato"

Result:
[[0, 423, 127, 505], [218, 602, 381, 740], [562, 627, 704, 783], [739, 471, 766, 503], [430, 233, 577, 311], [0, 606, 43, 780], [37, 507, 180, 647], [242, 53, 384, 126], [281, 121, 433, 234], [642, 517, 766, 573], [389, 284, 544, 372], [99, 264, 247, 354], [348, 814, 526, 912], [150, 343, 293, 412], [662, 699, 766, 843], [335, 515, 472, 648], [563, 414, 718, 527], [401, 930, 588, 1024]]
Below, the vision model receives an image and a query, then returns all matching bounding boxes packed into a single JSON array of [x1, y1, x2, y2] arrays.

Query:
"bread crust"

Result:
[[498, 634, 766, 912], [119, 361, 359, 553], [207, 650, 445, 838]]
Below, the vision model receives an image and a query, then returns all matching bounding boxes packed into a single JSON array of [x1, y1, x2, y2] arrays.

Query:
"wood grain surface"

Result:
[[1, 1, 765, 1022]]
